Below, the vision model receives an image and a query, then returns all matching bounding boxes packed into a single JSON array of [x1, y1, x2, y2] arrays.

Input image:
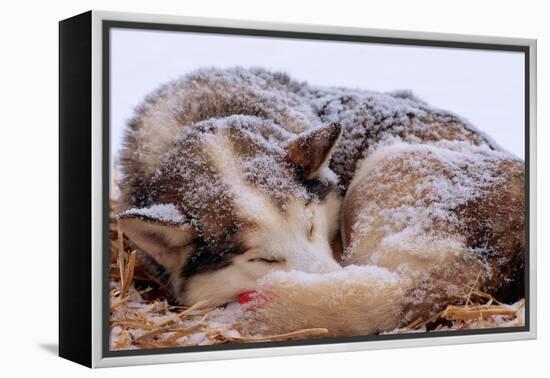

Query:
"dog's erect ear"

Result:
[[118, 205, 195, 269], [284, 123, 342, 179]]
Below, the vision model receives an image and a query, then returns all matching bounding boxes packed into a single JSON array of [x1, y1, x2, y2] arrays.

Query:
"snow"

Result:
[[300, 83, 512, 187], [120, 203, 186, 224], [109, 279, 249, 348], [120, 65, 517, 215], [349, 141, 512, 245]]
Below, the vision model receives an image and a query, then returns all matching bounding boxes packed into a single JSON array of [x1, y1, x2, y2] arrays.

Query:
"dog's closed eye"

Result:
[[247, 257, 284, 264]]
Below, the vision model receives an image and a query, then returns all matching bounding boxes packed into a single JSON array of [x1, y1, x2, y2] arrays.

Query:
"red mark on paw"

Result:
[[238, 290, 273, 306], [238, 291, 257, 304]]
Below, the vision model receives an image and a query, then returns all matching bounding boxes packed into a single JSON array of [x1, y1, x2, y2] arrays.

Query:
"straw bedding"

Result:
[[109, 203, 524, 351]]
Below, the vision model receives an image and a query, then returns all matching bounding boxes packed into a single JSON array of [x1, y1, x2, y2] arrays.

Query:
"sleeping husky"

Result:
[[118, 67, 524, 336]]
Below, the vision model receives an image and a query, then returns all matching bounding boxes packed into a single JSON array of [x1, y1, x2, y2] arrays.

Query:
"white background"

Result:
[[0, 0, 547, 377], [111, 29, 525, 159]]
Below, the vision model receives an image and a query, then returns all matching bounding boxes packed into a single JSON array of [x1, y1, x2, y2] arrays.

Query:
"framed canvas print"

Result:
[[59, 10, 537, 368]]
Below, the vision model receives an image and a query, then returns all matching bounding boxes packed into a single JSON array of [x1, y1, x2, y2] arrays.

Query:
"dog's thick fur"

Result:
[[118, 67, 524, 336]]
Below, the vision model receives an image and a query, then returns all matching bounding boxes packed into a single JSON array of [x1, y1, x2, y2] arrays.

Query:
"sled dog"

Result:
[[118, 68, 524, 336]]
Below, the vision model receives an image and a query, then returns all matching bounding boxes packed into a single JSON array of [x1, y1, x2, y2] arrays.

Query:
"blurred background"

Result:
[[110, 27, 525, 160]]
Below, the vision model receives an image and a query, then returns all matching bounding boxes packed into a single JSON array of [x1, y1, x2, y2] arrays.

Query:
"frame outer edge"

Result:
[[91, 10, 104, 368], [94, 9, 536, 46], [59, 10, 93, 368], [528, 39, 537, 339]]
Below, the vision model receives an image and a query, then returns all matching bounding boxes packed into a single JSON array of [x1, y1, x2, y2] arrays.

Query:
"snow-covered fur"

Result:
[[118, 67, 524, 336], [242, 142, 524, 335]]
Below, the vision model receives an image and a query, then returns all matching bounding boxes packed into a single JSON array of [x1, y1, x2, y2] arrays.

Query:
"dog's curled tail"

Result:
[[238, 265, 409, 337]]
